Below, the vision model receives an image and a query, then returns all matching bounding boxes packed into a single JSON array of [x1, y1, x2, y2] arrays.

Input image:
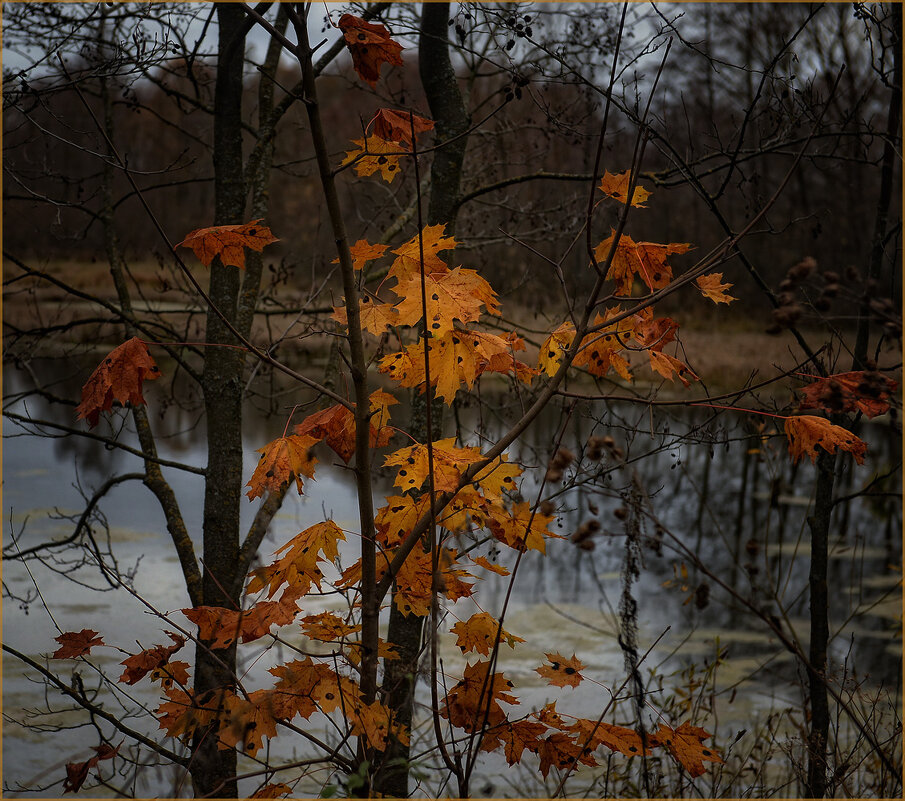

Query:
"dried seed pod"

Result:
[[539, 499, 556, 516], [613, 506, 628, 520], [544, 467, 563, 483], [772, 305, 802, 327], [776, 291, 797, 307], [550, 447, 576, 469], [787, 256, 816, 281]]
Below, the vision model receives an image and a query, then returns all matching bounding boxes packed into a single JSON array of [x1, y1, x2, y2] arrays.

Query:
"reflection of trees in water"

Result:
[[8, 360, 900, 693], [460, 395, 901, 691]]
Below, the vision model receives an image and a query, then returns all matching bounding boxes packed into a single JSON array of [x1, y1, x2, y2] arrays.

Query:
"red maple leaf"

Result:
[[52, 629, 105, 659], [177, 219, 278, 269], [76, 338, 160, 428], [371, 108, 434, 145], [338, 14, 404, 87]]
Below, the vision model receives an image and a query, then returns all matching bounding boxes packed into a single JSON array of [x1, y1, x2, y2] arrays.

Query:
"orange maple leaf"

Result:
[[536, 652, 585, 688], [246, 433, 318, 500], [348, 698, 399, 751], [250, 783, 292, 799], [798, 371, 898, 419], [300, 611, 361, 642], [696, 272, 736, 304], [182, 600, 298, 650], [389, 224, 457, 283], [538, 321, 577, 377], [567, 718, 650, 757], [338, 14, 404, 87], [784, 415, 867, 465], [441, 660, 519, 732], [393, 267, 499, 336], [332, 295, 399, 336], [61, 743, 119, 794], [342, 135, 401, 183], [648, 350, 699, 387], [634, 315, 679, 352], [374, 493, 431, 548], [651, 722, 723, 777], [488, 501, 556, 553], [371, 108, 434, 145], [384, 437, 484, 492], [537, 732, 597, 778], [293, 391, 395, 463], [76, 337, 161, 428], [595, 231, 692, 295], [332, 238, 389, 271], [177, 219, 278, 269], [480, 719, 548, 765], [156, 686, 220, 741], [52, 629, 105, 659], [267, 658, 333, 721], [216, 689, 279, 756], [573, 310, 636, 381], [150, 660, 190, 690], [598, 169, 651, 207], [247, 521, 345, 598], [451, 612, 524, 656], [469, 554, 511, 576], [380, 329, 533, 405], [119, 632, 185, 685]]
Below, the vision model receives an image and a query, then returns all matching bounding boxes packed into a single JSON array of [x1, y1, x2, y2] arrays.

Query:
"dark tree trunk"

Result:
[[374, 5, 471, 797], [191, 5, 248, 797], [804, 448, 835, 798], [419, 3, 471, 228], [853, 3, 901, 368]]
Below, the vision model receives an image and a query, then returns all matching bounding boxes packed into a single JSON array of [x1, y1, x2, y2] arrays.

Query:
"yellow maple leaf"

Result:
[[389, 224, 457, 283], [488, 501, 556, 553], [332, 239, 389, 271], [246, 434, 319, 500], [393, 267, 498, 336], [342, 135, 401, 183], [598, 169, 651, 207], [332, 295, 399, 335], [383, 438, 484, 492], [696, 272, 736, 304], [451, 612, 525, 656]]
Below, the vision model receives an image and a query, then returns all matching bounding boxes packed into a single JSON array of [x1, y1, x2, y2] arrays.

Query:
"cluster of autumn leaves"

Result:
[[58, 11, 899, 795]]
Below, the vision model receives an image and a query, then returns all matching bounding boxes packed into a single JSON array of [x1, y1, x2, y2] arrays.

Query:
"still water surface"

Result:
[[3, 363, 901, 796]]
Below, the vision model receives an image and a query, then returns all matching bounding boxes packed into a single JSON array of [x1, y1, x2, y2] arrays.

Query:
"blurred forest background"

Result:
[[4, 2, 900, 355]]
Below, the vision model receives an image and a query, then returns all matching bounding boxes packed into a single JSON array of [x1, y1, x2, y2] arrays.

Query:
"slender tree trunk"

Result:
[[191, 5, 247, 796], [807, 12, 900, 796], [804, 448, 835, 798], [853, 3, 901, 368], [374, 5, 471, 796]]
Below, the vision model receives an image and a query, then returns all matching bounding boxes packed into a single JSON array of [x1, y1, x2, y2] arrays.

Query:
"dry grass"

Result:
[[5, 259, 892, 396]]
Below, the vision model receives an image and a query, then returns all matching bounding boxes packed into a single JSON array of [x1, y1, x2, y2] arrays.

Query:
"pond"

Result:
[[2, 358, 901, 797]]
